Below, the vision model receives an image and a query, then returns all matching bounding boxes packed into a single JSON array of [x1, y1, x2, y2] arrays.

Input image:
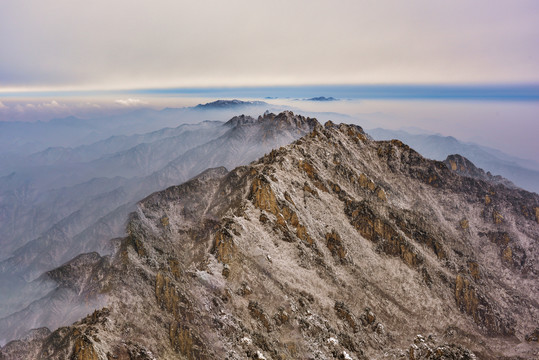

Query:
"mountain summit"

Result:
[[224, 111, 319, 137], [194, 99, 268, 109], [1, 117, 538, 359]]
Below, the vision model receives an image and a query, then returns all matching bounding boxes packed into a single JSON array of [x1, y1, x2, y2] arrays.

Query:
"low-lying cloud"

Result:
[[114, 98, 147, 106], [0, 99, 111, 122]]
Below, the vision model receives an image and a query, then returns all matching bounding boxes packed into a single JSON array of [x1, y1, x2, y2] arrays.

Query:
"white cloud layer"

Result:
[[1, 0, 538, 91], [43, 100, 61, 108], [114, 98, 147, 106]]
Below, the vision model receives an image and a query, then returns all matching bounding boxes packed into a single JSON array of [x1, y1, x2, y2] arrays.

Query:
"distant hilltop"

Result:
[[194, 99, 268, 109], [306, 96, 337, 101]]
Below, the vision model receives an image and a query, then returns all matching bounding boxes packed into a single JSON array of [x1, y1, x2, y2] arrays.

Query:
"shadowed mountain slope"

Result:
[[368, 128, 539, 194]]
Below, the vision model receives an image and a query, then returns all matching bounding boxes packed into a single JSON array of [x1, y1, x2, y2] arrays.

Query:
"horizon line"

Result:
[[1, 83, 539, 101]]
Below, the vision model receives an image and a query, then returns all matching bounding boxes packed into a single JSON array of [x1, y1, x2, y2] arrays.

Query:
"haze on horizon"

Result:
[[1, 0, 539, 161], [1, 0, 539, 92]]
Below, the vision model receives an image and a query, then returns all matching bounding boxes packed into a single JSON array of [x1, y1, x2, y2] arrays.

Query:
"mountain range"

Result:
[[0, 112, 537, 359], [0, 111, 319, 345], [367, 128, 539, 194], [0, 100, 280, 161]]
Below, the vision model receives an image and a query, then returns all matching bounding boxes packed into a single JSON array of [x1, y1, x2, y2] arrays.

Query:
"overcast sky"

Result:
[[1, 0, 539, 92]]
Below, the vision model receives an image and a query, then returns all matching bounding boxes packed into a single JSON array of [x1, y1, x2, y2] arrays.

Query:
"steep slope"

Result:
[[3, 118, 537, 359], [0, 253, 109, 347], [444, 154, 516, 189], [149, 112, 318, 189], [0, 112, 317, 280], [368, 128, 539, 193], [0, 121, 226, 259], [0, 111, 318, 344], [22, 121, 225, 169]]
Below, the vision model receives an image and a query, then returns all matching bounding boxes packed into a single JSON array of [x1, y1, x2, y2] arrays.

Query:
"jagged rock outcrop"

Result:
[[445, 154, 516, 189], [368, 128, 539, 194], [2, 113, 538, 359]]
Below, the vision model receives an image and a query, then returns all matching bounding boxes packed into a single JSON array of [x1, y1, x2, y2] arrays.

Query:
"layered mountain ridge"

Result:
[[2, 114, 537, 359], [443, 154, 517, 189], [368, 128, 539, 194], [0, 111, 319, 344]]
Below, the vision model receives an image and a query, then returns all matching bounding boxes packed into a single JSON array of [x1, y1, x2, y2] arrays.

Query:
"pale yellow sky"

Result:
[[1, 0, 539, 92]]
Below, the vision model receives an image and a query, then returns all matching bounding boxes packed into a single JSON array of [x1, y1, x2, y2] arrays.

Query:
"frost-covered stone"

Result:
[[2, 112, 537, 360]]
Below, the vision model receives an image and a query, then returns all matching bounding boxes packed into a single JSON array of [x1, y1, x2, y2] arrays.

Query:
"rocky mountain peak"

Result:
[[2, 116, 538, 359], [225, 110, 320, 132], [224, 114, 257, 127], [222, 111, 320, 149], [44, 252, 110, 292], [444, 153, 516, 188], [258, 110, 320, 130], [194, 99, 267, 110], [445, 154, 487, 176]]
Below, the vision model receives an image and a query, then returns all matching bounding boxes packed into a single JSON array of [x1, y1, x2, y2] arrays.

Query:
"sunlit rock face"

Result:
[[2, 113, 538, 359]]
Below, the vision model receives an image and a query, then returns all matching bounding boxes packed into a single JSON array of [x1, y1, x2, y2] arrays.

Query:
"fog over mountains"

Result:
[[0, 105, 319, 344], [0, 100, 280, 160], [0, 101, 537, 355], [0, 112, 537, 359]]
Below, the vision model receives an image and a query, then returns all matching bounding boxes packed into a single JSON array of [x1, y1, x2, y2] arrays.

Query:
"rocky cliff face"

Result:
[[368, 128, 539, 194], [444, 154, 516, 189], [2, 114, 538, 359]]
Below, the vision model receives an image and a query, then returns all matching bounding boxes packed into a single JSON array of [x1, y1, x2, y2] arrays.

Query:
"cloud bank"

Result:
[[114, 98, 147, 106]]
